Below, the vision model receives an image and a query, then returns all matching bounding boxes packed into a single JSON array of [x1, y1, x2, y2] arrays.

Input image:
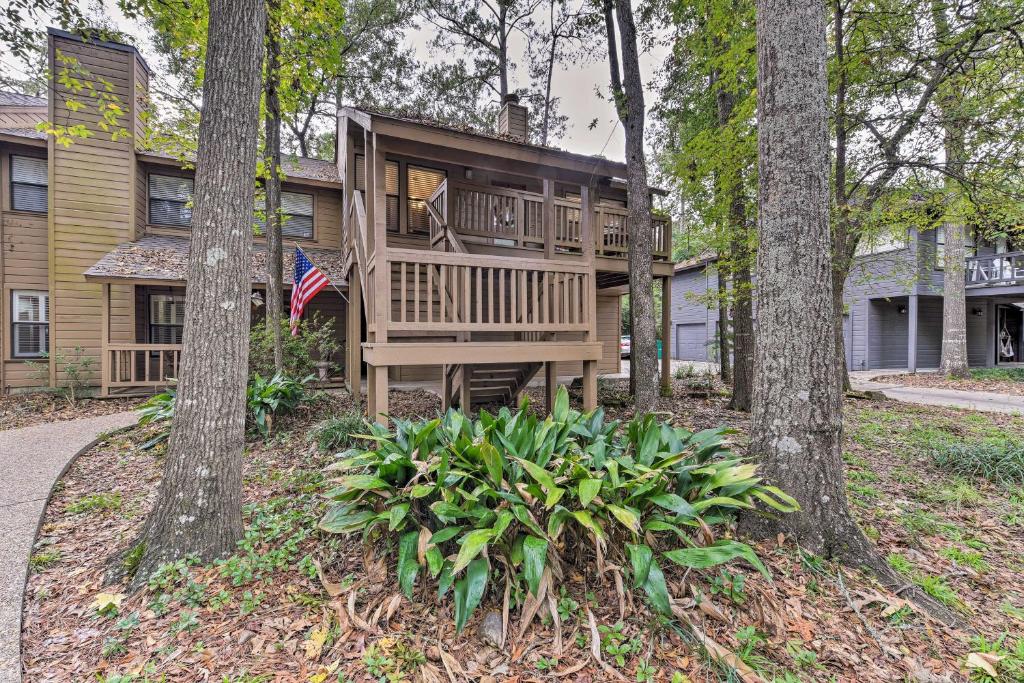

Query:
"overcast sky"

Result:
[[7, 0, 670, 162]]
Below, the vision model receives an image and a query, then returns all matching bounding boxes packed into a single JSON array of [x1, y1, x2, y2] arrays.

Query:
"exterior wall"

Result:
[[1, 142, 50, 390], [47, 32, 146, 388], [668, 265, 718, 362]]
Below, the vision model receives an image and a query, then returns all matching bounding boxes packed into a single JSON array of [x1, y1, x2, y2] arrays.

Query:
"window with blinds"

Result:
[[407, 165, 446, 235], [149, 174, 194, 226], [353, 155, 399, 232], [354, 153, 366, 192], [149, 294, 185, 344], [11, 155, 47, 213], [255, 191, 314, 238], [12, 290, 49, 358]]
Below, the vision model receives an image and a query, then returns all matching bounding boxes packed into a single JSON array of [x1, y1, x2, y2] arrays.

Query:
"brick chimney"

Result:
[[497, 94, 529, 143]]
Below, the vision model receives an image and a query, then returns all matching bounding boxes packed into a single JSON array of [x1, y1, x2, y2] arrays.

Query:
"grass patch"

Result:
[[931, 441, 1024, 487], [29, 549, 61, 571], [887, 552, 971, 614], [940, 546, 990, 573], [311, 412, 365, 452], [67, 492, 122, 514], [970, 367, 1024, 382]]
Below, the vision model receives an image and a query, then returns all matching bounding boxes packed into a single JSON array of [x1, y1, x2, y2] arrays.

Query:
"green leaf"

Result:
[[751, 486, 801, 512], [409, 484, 434, 498], [649, 493, 697, 518], [552, 385, 569, 422], [397, 531, 420, 599], [318, 506, 377, 534], [522, 535, 548, 597], [388, 503, 410, 531], [425, 547, 444, 578], [514, 457, 558, 493], [492, 509, 515, 540], [438, 562, 455, 599], [626, 543, 653, 586], [511, 505, 545, 537], [663, 540, 770, 578], [577, 478, 602, 508], [452, 529, 495, 574], [430, 501, 469, 521], [334, 474, 391, 491], [545, 486, 566, 509], [572, 509, 606, 539], [690, 496, 754, 513], [454, 557, 489, 633], [605, 504, 641, 534], [429, 526, 463, 545], [640, 558, 672, 615], [481, 441, 504, 487]]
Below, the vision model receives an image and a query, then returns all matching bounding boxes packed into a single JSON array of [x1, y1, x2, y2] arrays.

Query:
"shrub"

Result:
[[312, 413, 365, 452], [318, 386, 797, 632], [931, 441, 1024, 487], [249, 312, 340, 380]]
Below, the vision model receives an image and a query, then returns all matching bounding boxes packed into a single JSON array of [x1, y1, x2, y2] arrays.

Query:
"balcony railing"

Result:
[[966, 252, 1024, 287], [104, 343, 182, 395], [429, 179, 672, 259]]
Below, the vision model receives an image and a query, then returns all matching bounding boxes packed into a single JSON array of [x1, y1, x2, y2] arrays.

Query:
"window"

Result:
[[11, 290, 48, 358], [354, 153, 366, 192], [11, 155, 47, 212], [149, 174, 193, 226], [352, 155, 399, 232], [935, 226, 975, 269], [149, 294, 185, 344], [255, 191, 315, 239], [407, 165, 446, 235]]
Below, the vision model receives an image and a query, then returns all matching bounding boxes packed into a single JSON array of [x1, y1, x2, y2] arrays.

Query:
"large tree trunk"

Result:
[[831, 0, 853, 391], [265, 0, 284, 374], [729, 223, 754, 412], [605, 0, 657, 414], [717, 261, 731, 383], [743, 0, 961, 626], [131, 0, 266, 583]]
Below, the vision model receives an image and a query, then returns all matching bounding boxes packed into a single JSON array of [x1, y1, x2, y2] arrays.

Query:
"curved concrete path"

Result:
[[0, 411, 136, 683], [851, 372, 1024, 415]]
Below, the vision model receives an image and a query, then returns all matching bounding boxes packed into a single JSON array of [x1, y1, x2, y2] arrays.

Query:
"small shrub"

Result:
[[931, 441, 1024, 487], [27, 345, 95, 405], [312, 413, 365, 452], [249, 312, 340, 380], [67, 492, 122, 514], [247, 372, 313, 436], [318, 386, 797, 632]]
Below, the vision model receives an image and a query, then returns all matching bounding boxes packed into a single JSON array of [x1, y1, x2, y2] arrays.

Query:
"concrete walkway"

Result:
[[850, 372, 1024, 414], [0, 411, 136, 683]]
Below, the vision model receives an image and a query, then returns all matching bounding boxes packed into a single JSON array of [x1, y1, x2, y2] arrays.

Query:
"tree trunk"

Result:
[[605, 0, 657, 414], [265, 0, 284, 374], [832, 0, 853, 392], [716, 261, 731, 383], [131, 0, 266, 584], [714, 81, 733, 386], [729, 225, 753, 412], [498, 5, 509, 101], [933, 3, 969, 379], [742, 0, 961, 626]]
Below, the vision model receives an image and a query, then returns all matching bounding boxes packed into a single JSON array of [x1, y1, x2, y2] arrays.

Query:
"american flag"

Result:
[[289, 247, 329, 335]]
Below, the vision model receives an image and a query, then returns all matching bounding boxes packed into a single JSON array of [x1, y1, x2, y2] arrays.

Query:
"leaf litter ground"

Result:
[[20, 381, 1024, 682]]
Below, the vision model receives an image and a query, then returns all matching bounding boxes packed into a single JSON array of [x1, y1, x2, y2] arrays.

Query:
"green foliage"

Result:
[[931, 441, 1024, 487], [67, 492, 122, 515], [312, 413, 365, 452], [970, 367, 1024, 383], [967, 633, 1024, 683], [27, 345, 96, 405], [249, 313, 340, 380], [940, 546, 990, 573], [319, 386, 796, 632], [29, 549, 61, 571], [247, 372, 313, 436]]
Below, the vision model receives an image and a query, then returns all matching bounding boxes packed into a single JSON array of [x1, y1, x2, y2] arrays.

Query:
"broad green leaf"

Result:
[[605, 504, 641, 534], [663, 540, 770, 578], [650, 493, 697, 518], [492, 509, 515, 540], [430, 501, 469, 521], [552, 385, 569, 423], [514, 457, 558, 493], [318, 506, 377, 534], [397, 531, 419, 599], [334, 474, 390, 491], [453, 557, 489, 633], [429, 526, 463, 545], [626, 543, 653, 586], [511, 505, 545, 537], [544, 486, 566, 509], [522, 535, 548, 597], [640, 558, 672, 615], [481, 441, 504, 486], [388, 503, 410, 531], [751, 486, 801, 512], [577, 478, 602, 508], [438, 562, 455, 599], [425, 547, 444, 577], [572, 509, 606, 539], [690, 496, 754, 513], [452, 529, 495, 574], [409, 484, 434, 498]]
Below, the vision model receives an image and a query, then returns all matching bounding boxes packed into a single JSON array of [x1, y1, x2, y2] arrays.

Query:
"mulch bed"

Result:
[[877, 372, 1024, 397], [0, 393, 144, 431], [20, 381, 1024, 682]]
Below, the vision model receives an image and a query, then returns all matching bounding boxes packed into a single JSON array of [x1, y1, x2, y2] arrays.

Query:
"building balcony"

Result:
[[966, 252, 1024, 289]]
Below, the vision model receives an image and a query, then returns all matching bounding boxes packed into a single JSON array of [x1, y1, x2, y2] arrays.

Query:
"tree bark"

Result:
[[933, 1, 970, 379], [717, 261, 731, 383], [742, 0, 961, 626], [729, 225, 754, 412], [605, 0, 657, 414], [131, 0, 266, 584], [831, 0, 854, 391], [265, 0, 284, 374]]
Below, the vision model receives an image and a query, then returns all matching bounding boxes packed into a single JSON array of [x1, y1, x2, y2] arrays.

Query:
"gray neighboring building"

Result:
[[669, 230, 1024, 371]]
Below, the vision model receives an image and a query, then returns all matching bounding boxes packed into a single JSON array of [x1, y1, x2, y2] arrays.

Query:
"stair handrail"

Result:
[[425, 196, 469, 254], [349, 191, 371, 321]]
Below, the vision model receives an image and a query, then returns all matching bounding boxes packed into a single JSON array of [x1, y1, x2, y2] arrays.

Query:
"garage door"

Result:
[[676, 323, 707, 361]]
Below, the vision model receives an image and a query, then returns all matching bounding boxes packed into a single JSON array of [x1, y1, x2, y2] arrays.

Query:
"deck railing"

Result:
[[105, 343, 182, 393], [428, 179, 671, 258], [387, 248, 592, 333], [966, 252, 1024, 287]]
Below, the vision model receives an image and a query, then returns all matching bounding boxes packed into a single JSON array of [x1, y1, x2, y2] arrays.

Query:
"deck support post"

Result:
[[661, 276, 672, 393], [367, 365, 389, 425], [544, 361, 557, 414], [101, 283, 110, 397], [459, 364, 473, 414], [542, 178, 555, 259], [442, 366, 453, 411], [582, 360, 597, 411], [907, 294, 918, 373], [345, 271, 362, 395]]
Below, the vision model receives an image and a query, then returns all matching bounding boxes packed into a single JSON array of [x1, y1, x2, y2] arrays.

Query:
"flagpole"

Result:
[[292, 242, 348, 304]]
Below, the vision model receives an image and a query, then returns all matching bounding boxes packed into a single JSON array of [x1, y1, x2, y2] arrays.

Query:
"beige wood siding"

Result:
[[1, 144, 51, 390]]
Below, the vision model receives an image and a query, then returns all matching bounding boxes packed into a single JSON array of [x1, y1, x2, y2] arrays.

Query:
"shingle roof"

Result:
[[0, 127, 46, 140], [140, 150, 340, 184], [673, 251, 717, 273], [0, 90, 46, 107], [83, 235, 348, 287]]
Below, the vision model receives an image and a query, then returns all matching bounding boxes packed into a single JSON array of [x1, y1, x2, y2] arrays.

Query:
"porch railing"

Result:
[[387, 248, 592, 333], [105, 343, 182, 394], [966, 252, 1024, 287], [428, 179, 672, 259]]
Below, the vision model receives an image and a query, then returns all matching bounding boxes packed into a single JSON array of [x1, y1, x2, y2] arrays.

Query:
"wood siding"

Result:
[[1, 143, 50, 390]]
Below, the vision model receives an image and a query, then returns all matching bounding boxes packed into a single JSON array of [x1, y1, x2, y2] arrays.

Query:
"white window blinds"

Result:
[[149, 174, 194, 226], [12, 290, 49, 357], [11, 155, 47, 213]]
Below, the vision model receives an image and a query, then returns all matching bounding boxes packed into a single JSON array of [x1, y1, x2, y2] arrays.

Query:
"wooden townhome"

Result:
[[0, 29, 675, 422]]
